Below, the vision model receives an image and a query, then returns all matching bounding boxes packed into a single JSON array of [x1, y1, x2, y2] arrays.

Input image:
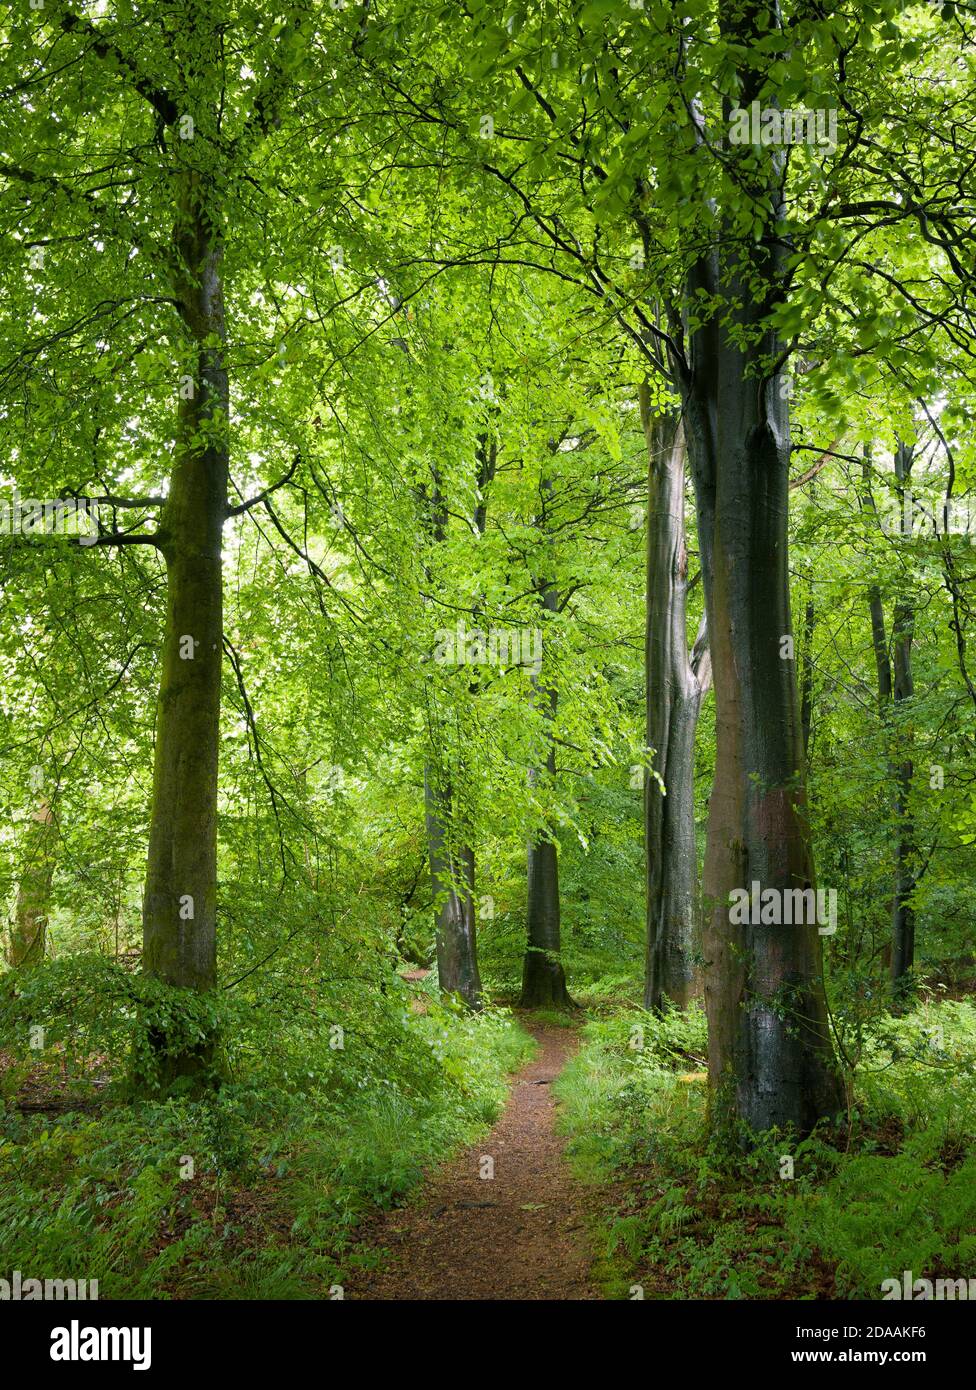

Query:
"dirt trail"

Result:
[[345, 1025, 600, 1300]]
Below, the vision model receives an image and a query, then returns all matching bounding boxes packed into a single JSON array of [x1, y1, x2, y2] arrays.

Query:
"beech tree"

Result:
[[863, 440, 919, 996], [521, 532, 572, 1007], [641, 397, 710, 1011], [0, 1, 361, 1076], [423, 459, 484, 1009]]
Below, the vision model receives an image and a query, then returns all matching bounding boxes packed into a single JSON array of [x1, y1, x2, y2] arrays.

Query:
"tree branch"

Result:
[[59, 10, 179, 125], [226, 453, 301, 517]]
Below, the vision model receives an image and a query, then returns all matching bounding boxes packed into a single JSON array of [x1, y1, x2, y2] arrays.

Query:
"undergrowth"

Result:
[[555, 1000, 976, 1300], [0, 957, 533, 1299]]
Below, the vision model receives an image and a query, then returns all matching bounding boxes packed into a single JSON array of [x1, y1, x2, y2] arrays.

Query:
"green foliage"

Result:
[[1, 0, 976, 1308], [556, 1001, 976, 1300], [0, 968, 532, 1299], [790, 1152, 976, 1300], [0, 955, 233, 1096]]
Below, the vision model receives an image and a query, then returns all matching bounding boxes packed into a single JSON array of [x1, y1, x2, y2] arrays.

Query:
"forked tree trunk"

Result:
[[868, 596, 918, 996], [141, 163, 228, 1080], [641, 392, 710, 1011], [9, 800, 56, 968]]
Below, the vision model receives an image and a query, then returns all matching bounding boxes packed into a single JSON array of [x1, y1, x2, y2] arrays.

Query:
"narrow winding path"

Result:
[[345, 1025, 600, 1300]]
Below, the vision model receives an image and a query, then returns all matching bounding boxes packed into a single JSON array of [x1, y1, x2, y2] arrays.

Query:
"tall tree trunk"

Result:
[[690, 334, 842, 1131], [674, 7, 843, 1133], [141, 162, 228, 1078], [521, 583, 572, 1008], [890, 618, 916, 993], [424, 765, 482, 1007], [421, 448, 486, 1009], [800, 498, 817, 763], [641, 392, 710, 1011], [523, 839, 569, 1006], [863, 442, 917, 995], [890, 443, 917, 994], [864, 443, 894, 701], [799, 592, 816, 760], [8, 800, 56, 968]]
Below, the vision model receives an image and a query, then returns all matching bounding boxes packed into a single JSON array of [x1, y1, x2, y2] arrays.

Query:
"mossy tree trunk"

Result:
[[9, 800, 56, 968], [141, 154, 228, 1081]]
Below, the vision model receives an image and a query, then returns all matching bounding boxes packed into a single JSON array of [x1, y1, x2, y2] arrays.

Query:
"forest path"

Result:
[[344, 1023, 600, 1300]]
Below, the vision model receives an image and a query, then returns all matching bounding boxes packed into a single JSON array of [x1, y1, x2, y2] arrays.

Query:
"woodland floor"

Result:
[[344, 1023, 601, 1300]]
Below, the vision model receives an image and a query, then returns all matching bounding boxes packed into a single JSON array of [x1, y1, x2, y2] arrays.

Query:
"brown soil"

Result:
[[344, 1024, 600, 1300]]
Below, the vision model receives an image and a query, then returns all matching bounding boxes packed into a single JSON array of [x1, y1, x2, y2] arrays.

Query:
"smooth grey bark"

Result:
[[521, 581, 572, 1008], [682, 322, 842, 1132], [800, 490, 817, 762], [868, 586, 894, 703], [523, 837, 569, 1006], [640, 391, 711, 1011], [669, 5, 844, 1134]]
